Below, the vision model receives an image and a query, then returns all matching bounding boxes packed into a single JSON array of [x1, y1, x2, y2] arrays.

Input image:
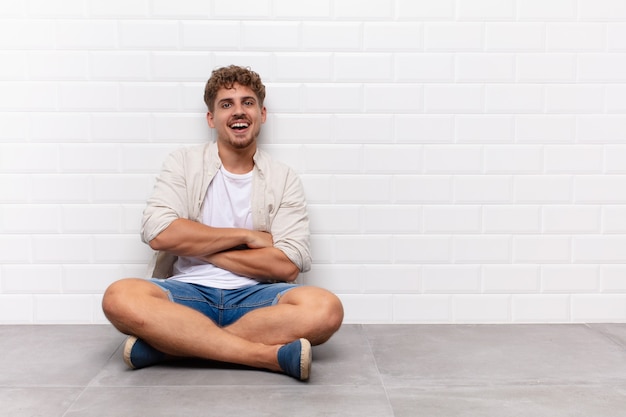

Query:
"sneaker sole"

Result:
[[122, 336, 138, 369], [300, 338, 312, 381]]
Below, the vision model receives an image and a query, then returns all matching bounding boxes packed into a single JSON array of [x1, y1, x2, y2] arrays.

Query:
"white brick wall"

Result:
[[1, 0, 625, 324]]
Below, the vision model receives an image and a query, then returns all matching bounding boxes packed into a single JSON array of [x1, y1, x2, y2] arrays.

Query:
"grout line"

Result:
[[361, 324, 397, 416], [59, 337, 126, 416], [60, 384, 91, 417], [584, 322, 626, 349]]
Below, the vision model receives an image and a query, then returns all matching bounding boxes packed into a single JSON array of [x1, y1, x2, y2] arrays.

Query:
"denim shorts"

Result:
[[150, 279, 298, 327]]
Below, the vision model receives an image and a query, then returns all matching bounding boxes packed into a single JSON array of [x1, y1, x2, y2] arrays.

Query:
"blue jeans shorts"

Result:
[[150, 279, 298, 327]]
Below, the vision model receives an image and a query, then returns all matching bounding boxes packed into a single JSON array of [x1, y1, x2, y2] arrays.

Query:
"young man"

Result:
[[102, 65, 343, 381]]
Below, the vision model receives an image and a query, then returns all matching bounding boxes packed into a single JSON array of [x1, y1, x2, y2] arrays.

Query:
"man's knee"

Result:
[[284, 287, 343, 344], [315, 291, 344, 343], [102, 278, 159, 330], [102, 279, 131, 325]]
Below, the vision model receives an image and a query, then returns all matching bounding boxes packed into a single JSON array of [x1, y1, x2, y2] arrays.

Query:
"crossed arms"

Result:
[[149, 218, 300, 283]]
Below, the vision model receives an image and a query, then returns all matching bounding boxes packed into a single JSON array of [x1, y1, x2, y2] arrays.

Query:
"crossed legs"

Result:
[[101, 278, 344, 375]]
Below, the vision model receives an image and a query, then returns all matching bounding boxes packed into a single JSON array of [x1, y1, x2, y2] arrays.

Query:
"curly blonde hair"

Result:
[[203, 65, 266, 112]]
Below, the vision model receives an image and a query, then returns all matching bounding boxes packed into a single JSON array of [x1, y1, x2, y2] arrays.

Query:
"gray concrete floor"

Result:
[[1, 324, 625, 416]]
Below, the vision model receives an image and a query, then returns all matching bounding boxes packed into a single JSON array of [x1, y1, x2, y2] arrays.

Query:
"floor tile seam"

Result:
[[361, 324, 388, 387], [60, 385, 90, 417], [84, 338, 126, 389], [382, 380, 626, 390], [585, 323, 626, 349], [0, 384, 88, 389], [361, 324, 397, 416], [81, 383, 375, 389]]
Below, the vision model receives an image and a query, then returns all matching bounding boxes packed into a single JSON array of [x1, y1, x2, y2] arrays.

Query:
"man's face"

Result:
[[207, 83, 266, 151]]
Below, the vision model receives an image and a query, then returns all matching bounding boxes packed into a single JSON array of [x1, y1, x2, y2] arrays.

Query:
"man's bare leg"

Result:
[[223, 286, 344, 346], [102, 278, 283, 372]]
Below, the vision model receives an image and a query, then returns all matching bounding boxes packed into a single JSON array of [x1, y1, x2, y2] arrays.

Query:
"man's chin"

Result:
[[221, 136, 256, 150]]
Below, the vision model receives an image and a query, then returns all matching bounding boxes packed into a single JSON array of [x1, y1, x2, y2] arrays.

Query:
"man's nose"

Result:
[[232, 102, 245, 115]]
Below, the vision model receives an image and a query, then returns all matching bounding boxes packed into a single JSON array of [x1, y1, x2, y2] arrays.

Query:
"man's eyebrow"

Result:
[[217, 96, 256, 104]]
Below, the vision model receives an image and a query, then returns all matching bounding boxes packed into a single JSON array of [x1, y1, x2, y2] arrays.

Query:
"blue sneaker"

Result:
[[123, 336, 167, 369], [277, 338, 312, 381]]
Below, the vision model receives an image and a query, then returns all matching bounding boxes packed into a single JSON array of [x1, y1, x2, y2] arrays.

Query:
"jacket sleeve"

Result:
[[270, 168, 312, 273], [141, 149, 190, 245]]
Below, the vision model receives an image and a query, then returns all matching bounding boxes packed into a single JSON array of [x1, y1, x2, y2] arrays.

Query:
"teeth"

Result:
[[231, 122, 249, 129]]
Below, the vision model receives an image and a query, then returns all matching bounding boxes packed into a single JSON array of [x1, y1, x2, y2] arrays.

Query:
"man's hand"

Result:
[[245, 230, 273, 249]]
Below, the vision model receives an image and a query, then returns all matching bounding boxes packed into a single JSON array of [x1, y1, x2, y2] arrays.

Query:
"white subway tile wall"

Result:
[[1, 0, 625, 324]]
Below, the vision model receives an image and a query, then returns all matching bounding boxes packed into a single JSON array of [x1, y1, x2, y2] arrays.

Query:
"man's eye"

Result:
[[222, 103, 232, 109], [244, 101, 254, 106]]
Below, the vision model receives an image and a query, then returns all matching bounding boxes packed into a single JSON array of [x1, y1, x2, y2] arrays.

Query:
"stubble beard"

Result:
[[221, 127, 260, 150]]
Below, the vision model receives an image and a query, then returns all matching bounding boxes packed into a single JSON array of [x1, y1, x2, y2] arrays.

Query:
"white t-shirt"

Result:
[[170, 166, 259, 289]]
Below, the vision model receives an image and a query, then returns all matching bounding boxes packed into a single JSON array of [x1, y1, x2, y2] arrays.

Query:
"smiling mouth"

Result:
[[229, 121, 250, 131]]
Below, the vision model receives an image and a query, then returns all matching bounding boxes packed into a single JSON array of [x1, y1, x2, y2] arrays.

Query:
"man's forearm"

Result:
[[149, 218, 272, 257], [204, 247, 300, 283]]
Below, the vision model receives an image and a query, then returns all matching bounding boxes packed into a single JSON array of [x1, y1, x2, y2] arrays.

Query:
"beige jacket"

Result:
[[141, 141, 312, 279]]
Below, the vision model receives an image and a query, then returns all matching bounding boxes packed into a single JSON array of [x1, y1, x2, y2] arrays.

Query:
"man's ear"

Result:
[[261, 106, 267, 123], [206, 112, 215, 128]]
